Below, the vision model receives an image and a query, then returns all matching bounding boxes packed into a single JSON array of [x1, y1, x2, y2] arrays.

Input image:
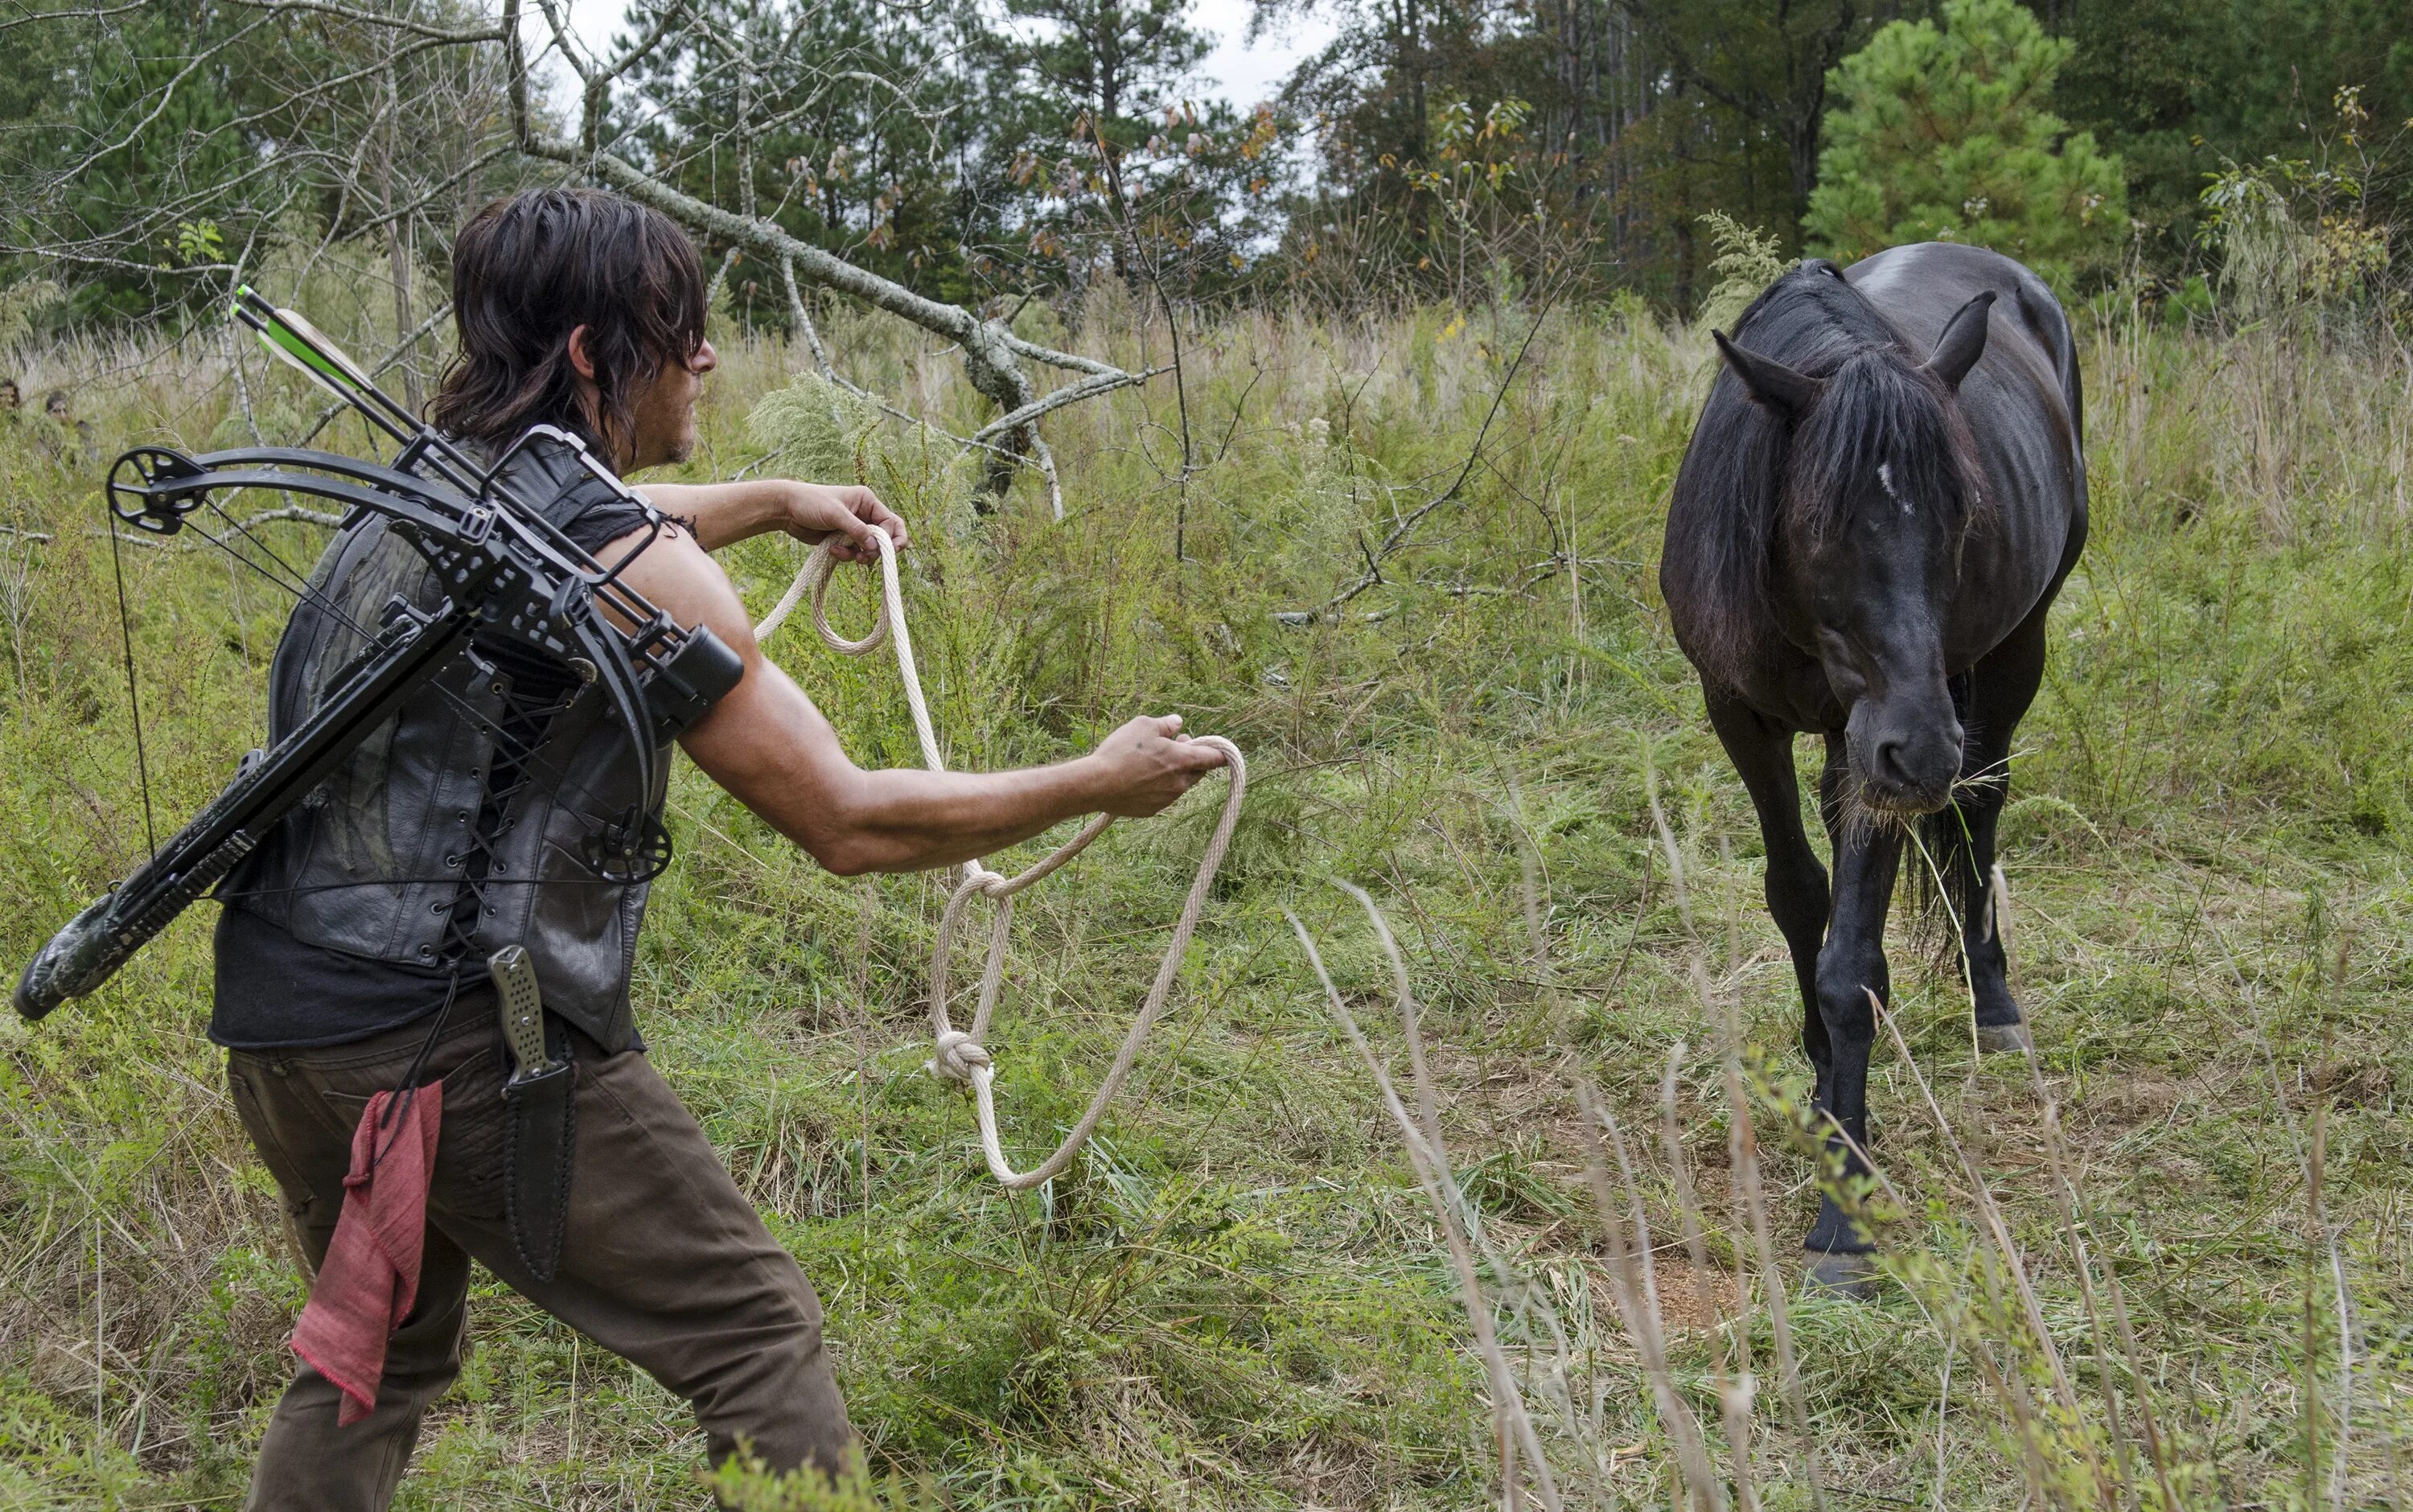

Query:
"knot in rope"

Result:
[[754, 532, 1246, 1190], [927, 1029, 992, 1083]]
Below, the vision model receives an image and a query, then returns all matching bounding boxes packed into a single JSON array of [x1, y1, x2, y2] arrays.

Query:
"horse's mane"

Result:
[[1789, 351, 1983, 546], [1663, 261, 1984, 693]]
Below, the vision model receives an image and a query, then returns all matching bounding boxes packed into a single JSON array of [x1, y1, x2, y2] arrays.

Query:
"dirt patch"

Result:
[[1650, 1255, 1744, 1332], [2312, 1058, 2395, 1109], [2061, 1066, 2197, 1136], [1578, 1252, 1742, 1335]]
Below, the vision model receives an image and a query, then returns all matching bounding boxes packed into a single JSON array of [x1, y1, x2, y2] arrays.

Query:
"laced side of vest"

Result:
[[434, 650, 580, 967]]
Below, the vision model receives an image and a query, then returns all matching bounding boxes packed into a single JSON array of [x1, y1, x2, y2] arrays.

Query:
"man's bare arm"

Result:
[[638, 478, 903, 557], [605, 528, 1227, 876]]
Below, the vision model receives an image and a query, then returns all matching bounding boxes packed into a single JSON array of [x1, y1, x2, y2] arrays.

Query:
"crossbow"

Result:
[[14, 289, 742, 1021]]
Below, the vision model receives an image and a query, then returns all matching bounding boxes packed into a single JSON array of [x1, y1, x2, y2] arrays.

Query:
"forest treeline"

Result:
[[0, 0, 2407, 331]]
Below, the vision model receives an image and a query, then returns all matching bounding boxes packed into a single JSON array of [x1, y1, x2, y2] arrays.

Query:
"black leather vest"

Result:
[[223, 439, 664, 1050]]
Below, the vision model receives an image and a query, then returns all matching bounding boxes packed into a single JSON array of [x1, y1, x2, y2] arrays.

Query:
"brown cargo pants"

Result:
[[224, 996, 856, 1509]]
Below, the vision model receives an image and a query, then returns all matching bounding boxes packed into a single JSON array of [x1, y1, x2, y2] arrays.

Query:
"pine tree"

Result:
[[975, 0, 1265, 295], [1803, 0, 2126, 288], [623, 0, 988, 310], [998, 0, 1211, 144]]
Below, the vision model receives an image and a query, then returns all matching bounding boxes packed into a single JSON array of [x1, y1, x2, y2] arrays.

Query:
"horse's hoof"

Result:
[[1973, 1021, 2030, 1054], [1804, 1251, 1880, 1300]]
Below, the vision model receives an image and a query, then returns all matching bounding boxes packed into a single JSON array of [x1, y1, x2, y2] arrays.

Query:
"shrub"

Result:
[[1803, 0, 2127, 289]]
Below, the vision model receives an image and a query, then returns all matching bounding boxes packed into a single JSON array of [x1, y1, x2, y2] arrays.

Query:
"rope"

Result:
[[754, 534, 1246, 1189]]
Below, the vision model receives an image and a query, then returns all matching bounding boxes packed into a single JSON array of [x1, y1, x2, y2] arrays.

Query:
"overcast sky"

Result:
[[1182, 0, 1335, 111], [561, 0, 1335, 114]]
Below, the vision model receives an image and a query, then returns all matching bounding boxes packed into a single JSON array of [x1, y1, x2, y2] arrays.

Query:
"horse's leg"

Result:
[[1939, 612, 2049, 1051], [1705, 693, 1831, 1075], [1807, 733, 1901, 1295]]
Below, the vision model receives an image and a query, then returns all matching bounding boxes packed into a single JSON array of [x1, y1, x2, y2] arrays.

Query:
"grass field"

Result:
[[0, 289, 2407, 1510]]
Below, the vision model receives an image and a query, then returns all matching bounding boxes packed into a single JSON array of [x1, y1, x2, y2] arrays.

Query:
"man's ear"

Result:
[[1713, 331, 1822, 420], [565, 324, 599, 383], [561, 324, 623, 466], [1921, 291, 1996, 390]]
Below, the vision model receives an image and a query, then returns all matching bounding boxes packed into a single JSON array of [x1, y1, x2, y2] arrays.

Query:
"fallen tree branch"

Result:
[[15, 0, 1154, 529], [500, 0, 1152, 516], [965, 365, 1165, 446], [772, 253, 1031, 472], [236, 505, 347, 528]]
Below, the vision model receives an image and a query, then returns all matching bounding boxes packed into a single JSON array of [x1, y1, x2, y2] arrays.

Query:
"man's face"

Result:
[[624, 338, 717, 471]]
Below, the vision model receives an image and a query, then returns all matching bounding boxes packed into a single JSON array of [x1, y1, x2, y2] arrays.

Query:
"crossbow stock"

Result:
[[14, 289, 742, 1021]]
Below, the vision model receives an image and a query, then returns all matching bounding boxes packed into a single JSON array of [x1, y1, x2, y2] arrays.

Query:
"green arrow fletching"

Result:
[[234, 286, 376, 401]]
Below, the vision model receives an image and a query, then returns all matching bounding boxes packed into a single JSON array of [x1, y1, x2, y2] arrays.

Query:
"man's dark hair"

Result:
[[432, 188, 708, 465]]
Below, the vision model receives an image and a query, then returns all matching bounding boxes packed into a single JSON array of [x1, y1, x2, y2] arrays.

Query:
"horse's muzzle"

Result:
[[1846, 705, 1964, 817]]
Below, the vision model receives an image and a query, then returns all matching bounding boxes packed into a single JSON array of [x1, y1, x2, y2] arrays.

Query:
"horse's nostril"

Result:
[[1874, 740, 1914, 788]]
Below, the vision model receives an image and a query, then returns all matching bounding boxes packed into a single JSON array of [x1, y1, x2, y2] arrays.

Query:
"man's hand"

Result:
[[1084, 715, 1231, 817], [774, 481, 907, 563]]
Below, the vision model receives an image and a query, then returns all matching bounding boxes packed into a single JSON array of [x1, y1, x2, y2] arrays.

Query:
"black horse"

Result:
[[1661, 243, 2087, 1290]]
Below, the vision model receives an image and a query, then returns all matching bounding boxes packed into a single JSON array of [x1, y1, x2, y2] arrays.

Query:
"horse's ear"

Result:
[[1921, 291, 1996, 390], [1713, 331, 1821, 420]]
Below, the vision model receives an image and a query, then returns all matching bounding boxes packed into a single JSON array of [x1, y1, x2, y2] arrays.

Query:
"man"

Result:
[[39, 386, 88, 462], [216, 187, 1227, 1506]]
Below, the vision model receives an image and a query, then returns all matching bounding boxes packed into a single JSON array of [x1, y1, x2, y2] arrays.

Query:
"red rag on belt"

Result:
[[290, 1081, 442, 1426]]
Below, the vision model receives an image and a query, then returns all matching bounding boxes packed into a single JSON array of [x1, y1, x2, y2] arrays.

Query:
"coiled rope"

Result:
[[754, 534, 1246, 1189]]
